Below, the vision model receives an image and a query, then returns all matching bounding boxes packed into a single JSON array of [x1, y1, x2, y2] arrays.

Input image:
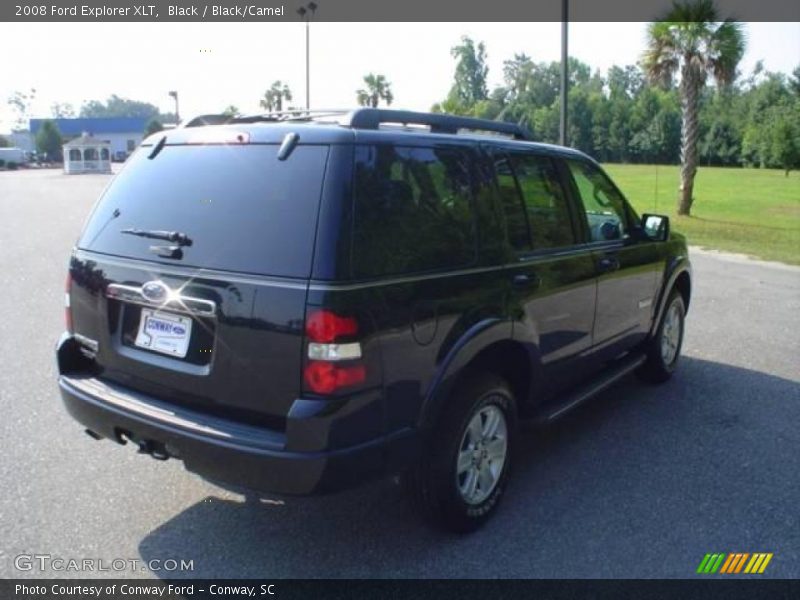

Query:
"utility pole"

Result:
[[559, 0, 569, 146], [297, 2, 318, 110], [169, 90, 180, 124]]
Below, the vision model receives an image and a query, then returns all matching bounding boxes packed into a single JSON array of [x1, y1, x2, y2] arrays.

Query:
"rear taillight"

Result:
[[305, 310, 358, 343], [65, 272, 73, 333], [303, 362, 366, 395], [303, 309, 366, 395]]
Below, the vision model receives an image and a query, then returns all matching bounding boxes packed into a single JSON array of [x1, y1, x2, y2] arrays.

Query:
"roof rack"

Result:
[[231, 109, 350, 124], [345, 108, 533, 141], [221, 108, 533, 141]]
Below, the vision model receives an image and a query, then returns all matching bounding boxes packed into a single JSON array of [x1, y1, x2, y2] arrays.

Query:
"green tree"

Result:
[[356, 73, 394, 108], [80, 95, 161, 120], [51, 102, 75, 118], [607, 65, 644, 100], [35, 119, 62, 161], [448, 37, 489, 109], [259, 81, 293, 112], [0, 136, 9, 148], [741, 73, 793, 167], [567, 87, 596, 155], [144, 118, 164, 137], [642, 0, 745, 215], [790, 65, 800, 96], [699, 88, 742, 166], [628, 86, 681, 163], [769, 115, 800, 176], [222, 105, 241, 117], [503, 53, 534, 100], [7, 88, 36, 130]]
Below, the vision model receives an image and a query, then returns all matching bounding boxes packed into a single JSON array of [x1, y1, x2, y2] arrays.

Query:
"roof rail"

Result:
[[345, 108, 533, 141], [231, 109, 350, 124]]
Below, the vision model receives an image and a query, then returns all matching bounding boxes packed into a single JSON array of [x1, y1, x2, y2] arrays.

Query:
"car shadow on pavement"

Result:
[[138, 357, 800, 579]]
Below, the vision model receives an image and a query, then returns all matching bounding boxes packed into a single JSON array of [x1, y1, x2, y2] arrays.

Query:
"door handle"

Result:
[[512, 273, 540, 288], [597, 257, 620, 273]]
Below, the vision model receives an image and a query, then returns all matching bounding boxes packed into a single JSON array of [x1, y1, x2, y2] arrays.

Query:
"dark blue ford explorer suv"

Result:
[[57, 109, 691, 532]]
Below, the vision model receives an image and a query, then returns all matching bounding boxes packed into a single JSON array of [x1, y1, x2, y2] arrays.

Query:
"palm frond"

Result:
[[707, 19, 746, 86], [642, 21, 679, 88], [667, 0, 718, 22]]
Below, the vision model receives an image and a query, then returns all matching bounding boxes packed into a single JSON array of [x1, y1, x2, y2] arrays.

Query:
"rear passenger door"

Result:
[[562, 158, 660, 357], [491, 148, 597, 391], [347, 141, 510, 433]]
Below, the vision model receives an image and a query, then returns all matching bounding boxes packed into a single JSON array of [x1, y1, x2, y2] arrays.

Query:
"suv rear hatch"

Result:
[[66, 133, 330, 430]]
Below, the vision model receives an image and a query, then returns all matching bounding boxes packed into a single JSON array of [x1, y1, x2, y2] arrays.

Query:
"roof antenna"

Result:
[[148, 135, 167, 160], [277, 132, 300, 161], [654, 164, 659, 213]]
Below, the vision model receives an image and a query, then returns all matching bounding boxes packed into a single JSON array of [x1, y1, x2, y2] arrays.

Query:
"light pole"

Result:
[[559, 0, 569, 147], [297, 2, 317, 110], [169, 90, 180, 124]]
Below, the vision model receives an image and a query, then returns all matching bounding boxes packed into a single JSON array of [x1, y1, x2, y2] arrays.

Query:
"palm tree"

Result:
[[356, 74, 394, 108], [260, 81, 293, 113], [642, 0, 744, 216]]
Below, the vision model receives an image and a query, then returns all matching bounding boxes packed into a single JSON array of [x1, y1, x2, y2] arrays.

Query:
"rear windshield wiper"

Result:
[[120, 228, 193, 246]]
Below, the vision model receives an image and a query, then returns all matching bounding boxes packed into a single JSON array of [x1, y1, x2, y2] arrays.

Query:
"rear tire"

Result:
[[637, 290, 686, 384], [404, 373, 517, 533]]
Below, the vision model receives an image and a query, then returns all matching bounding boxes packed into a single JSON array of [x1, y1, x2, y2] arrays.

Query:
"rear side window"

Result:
[[352, 144, 476, 278], [494, 152, 575, 251], [505, 153, 575, 250], [78, 144, 329, 278]]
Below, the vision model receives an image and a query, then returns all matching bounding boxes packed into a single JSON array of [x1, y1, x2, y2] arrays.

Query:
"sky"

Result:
[[0, 21, 798, 132]]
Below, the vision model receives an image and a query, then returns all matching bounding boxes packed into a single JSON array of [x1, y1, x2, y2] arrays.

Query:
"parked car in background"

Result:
[[57, 109, 691, 532], [0, 147, 28, 168]]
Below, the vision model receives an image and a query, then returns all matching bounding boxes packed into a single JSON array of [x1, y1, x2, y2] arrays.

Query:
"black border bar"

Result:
[[3, 0, 800, 22], [3, 579, 800, 600]]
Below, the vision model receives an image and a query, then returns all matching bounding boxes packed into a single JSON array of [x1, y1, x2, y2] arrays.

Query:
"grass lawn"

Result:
[[602, 164, 800, 265]]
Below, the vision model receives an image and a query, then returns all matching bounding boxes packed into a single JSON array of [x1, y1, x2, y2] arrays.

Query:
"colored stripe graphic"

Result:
[[718, 553, 735, 573], [726, 554, 745, 574], [709, 554, 725, 573], [696, 553, 726, 574], [744, 554, 760, 573], [696, 554, 712, 573], [734, 553, 749, 573], [758, 553, 773, 573], [702, 552, 774, 574]]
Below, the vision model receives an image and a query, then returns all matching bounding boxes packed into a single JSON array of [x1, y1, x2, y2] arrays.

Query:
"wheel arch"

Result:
[[649, 255, 692, 338], [418, 320, 537, 432], [674, 270, 691, 312]]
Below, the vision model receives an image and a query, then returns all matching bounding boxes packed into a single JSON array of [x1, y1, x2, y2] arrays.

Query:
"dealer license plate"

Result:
[[134, 309, 193, 358]]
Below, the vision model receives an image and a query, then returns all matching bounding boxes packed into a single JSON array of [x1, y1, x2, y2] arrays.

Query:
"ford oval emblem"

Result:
[[141, 281, 169, 303]]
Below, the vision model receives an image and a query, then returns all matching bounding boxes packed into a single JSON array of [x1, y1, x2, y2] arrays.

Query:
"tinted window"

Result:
[[352, 145, 476, 277], [78, 144, 329, 277], [510, 154, 575, 249], [567, 159, 630, 242], [493, 154, 530, 251]]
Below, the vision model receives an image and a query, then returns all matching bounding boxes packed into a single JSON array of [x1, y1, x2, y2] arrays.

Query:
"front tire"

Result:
[[404, 373, 517, 533], [637, 290, 686, 383]]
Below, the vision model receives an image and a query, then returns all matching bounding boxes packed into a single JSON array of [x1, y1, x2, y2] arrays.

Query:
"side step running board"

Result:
[[533, 353, 646, 424]]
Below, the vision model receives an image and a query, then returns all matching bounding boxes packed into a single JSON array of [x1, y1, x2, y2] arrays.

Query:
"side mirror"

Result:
[[641, 213, 670, 242]]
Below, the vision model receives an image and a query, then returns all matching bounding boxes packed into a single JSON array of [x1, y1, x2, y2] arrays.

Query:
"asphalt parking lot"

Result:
[[0, 167, 798, 579]]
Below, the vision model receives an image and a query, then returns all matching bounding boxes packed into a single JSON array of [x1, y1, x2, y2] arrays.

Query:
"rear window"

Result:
[[78, 143, 329, 278], [352, 144, 476, 278]]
